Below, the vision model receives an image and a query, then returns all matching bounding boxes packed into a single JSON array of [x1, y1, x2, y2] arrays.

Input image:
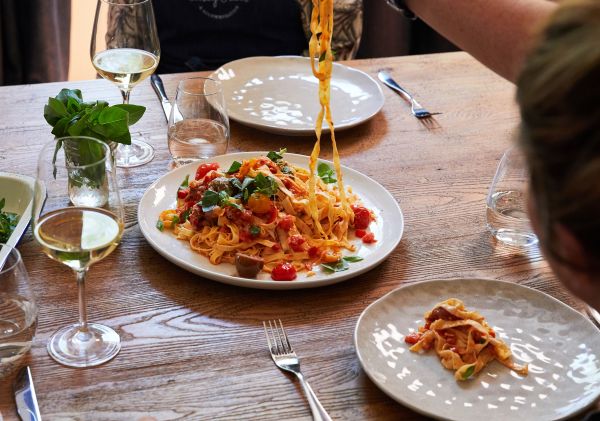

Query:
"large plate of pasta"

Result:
[[354, 279, 600, 420], [209, 56, 385, 135], [138, 152, 403, 289]]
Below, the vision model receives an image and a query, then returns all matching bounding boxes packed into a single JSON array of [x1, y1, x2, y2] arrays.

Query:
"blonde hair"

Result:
[[517, 0, 600, 269]]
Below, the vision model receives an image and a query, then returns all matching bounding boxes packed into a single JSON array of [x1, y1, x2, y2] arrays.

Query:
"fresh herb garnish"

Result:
[[180, 175, 190, 188], [317, 162, 337, 184], [320, 256, 363, 273], [156, 220, 164, 232], [201, 190, 242, 212], [249, 225, 261, 237], [227, 161, 242, 174], [462, 365, 476, 380], [180, 208, 192, 223], [0, 198, 19, 243], [254, 173, 278, 197], [267, 148, 286, 163]]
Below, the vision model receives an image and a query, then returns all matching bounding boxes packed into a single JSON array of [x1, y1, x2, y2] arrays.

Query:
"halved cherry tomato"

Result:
[[288, 235, 305, 252], [362, 232, 377, 244], [271, 262, 297, 281], [351, 205, 372, 230], [247, 193, 272, 214], [404, 333, 421, 345], [355, 229, 366, 238], [277, 215, 295, 231], [195, 162, 220, 180]]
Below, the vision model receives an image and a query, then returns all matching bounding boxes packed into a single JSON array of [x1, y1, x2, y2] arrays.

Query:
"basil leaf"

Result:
[[226, 161, 242, 174], [181, 208, 192, 222], [462, 365, 476, 380], [201, 190, 221, 212], [343, 256, 364, 263], [113, 104, 146, 125], [156, 220, 164, 231], [317, 162, 337, 184], [254, 173, 278, 197], [171, 215, 179, 225], [180, 175, 190, 188], [321, 259, 350, 273], [267, 148, 286, 163], [230, 178, 243, 191], [281, 165, 293, 175], [249, 225, 261, 237]]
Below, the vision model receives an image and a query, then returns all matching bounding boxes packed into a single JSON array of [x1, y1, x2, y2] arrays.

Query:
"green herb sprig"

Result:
[[0, 198, 19, 243]]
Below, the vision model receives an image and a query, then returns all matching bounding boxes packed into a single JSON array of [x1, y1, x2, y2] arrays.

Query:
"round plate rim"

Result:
[[353, 278, 600, 421], [138, 152, 403, 290]]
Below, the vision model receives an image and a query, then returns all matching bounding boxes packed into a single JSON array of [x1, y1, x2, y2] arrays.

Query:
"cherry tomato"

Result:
[[362, 232, 377, 244], [177, 188, 189, 199], [277, 215, 295, 231], [308, 246, 320, 258], [355, 229, 366, 238], [266, 205, 278, 223], [195, 162, 220, 180], [288, 235, 305, 252], [271, 262, 297, 281], [404, 333, 421, 345], [351, 205, 372, 230], [489, 329, 496, 338]]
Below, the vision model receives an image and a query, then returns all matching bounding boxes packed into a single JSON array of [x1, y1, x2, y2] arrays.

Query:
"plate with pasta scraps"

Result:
[[138, 151, 403, 289], [354, 279, 600, 421]]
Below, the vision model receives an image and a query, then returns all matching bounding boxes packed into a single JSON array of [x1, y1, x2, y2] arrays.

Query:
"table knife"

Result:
[[14, 366, 42, 421], [150, 74, 172, 122]]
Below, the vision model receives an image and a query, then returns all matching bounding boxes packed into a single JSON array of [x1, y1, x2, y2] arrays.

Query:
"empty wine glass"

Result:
[[33, 137, 124, 367], [90, 0, 160, 167]]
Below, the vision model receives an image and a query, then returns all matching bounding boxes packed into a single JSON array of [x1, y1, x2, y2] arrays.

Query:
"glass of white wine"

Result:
[[33, 137, 125, 368], [90, 0, 160, 168]]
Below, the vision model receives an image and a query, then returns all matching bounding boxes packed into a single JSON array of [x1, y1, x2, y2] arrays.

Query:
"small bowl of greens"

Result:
[[0, 172, 44, 249]]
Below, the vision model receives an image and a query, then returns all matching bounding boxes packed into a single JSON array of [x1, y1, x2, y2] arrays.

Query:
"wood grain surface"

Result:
[[0, 52, 594, 420]]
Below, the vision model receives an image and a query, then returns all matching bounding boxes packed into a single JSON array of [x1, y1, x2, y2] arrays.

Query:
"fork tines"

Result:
[[263, 319, 294, 356]]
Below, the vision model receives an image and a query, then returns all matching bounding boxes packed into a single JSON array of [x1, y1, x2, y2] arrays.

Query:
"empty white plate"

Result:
[[209, 56, 385, 135]]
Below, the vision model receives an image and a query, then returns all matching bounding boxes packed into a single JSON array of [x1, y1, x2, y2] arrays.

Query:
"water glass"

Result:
[[0, 245, 38, 371], [486, 147, 539, 247], [168, 77, 230, 166]]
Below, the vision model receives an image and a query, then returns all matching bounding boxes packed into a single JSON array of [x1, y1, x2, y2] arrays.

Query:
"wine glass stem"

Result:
[[76, 268, 89, 333], [121, 89, 131, 105]]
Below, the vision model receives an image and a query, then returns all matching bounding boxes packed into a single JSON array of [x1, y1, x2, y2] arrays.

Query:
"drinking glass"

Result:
[[90, 0, 160, 167], [33, 137, 124, 367], [168, 77, 230, 166], [486, 146, 539, 247], [0, 245, 38, 372]]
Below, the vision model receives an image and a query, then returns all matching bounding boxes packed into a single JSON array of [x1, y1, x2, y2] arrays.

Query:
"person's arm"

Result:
[[404, 0, 557, 82]]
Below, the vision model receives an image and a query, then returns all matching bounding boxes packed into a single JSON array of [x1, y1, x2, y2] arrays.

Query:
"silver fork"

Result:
[[263, 320, 332, 421], [378, 70, 439, 119]]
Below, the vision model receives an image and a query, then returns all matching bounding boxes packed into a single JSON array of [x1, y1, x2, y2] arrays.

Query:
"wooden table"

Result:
[[0, 52, 591, 420]]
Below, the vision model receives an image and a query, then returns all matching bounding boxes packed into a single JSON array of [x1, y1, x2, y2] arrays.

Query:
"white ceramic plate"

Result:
[[354, 279, 600, 421], [0, 172, 40, 251], [138, 152, 403, 289], [209, 56, 385, 135]]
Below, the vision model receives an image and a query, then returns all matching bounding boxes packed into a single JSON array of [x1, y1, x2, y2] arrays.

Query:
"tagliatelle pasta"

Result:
[[405, 299, 529, 381], [158, 152, 377, 280]]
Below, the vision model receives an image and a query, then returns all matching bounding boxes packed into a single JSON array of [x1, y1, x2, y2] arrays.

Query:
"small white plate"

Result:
[[354, 279, 600, 421], [209, 56, 385, 135], [138, 152, 403, 290], [0, 172, 39, 250]]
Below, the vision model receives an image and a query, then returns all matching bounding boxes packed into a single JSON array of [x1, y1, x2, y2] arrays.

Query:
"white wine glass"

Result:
[[33, 137, 125, 367], [90, 0, 160, 167]]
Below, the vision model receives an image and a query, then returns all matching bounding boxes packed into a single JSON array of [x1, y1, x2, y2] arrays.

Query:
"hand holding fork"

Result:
[[263, 320, 332, 421]]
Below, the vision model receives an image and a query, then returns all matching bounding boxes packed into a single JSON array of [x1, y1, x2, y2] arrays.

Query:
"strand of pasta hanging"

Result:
[[307, 0, 352, 240]]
